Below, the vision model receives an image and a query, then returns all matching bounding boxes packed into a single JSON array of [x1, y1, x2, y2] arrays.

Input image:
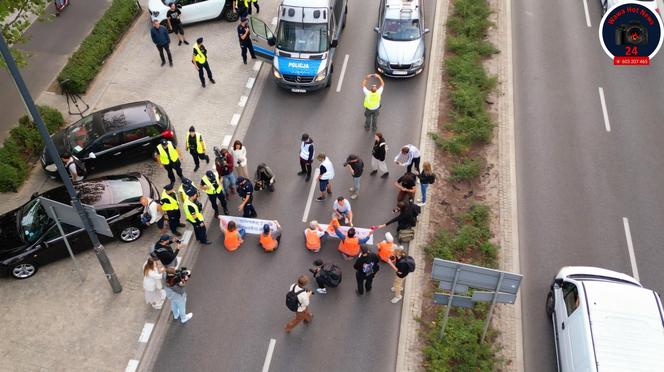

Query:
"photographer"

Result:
[[151, 234, 183, 269], [214, 147, 237, 196], [164, 267, 193, 324], [310, 259, 342, 294]]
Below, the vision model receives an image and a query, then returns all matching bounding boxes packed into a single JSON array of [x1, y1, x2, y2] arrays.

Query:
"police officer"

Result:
[[184, 190, 211, 245], [155, 138, 184, 186], [200, 170, 229, 216], [192, 37, 215, 88], [361, 73, 385, 132], [237, 17, 257, 65], [161, 183, 185, 236], [248, 0, 259, 14], [186, 126, 210, 172], [178, 177, 199, 204], [236, 176, 257, 218]]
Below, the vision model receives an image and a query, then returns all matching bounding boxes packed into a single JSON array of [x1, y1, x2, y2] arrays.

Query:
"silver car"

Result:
[[374, 0, 429, 78]]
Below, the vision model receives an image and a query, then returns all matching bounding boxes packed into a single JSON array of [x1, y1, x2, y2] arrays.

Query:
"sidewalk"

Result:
[[0, 1, 266, 370]]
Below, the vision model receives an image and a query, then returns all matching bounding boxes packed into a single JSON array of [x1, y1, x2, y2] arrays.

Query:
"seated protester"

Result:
[[259, 221, 282, 252], [332, 196, 353, 226], [304, 220, 326, 252], [254, 163, 276, 192], [310, 259, 342, 294], [377, 232, 397, 263], [219, 219, 245, 252], [378, 200, 421, 232], [394, 172, 417, 205], [334, 226, 375, 260]]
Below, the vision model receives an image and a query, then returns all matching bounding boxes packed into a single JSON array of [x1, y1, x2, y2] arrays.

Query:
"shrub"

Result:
[[0, 163, 22, 192], [449, 157, 482, 183], [447, 113, 494, 144], [446, 54, 495, 92], [57, 0, 141, 94], [447, 35, 498, 57]]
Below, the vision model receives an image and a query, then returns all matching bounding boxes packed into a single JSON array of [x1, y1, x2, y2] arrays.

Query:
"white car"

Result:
[[601, 0, 659, 14], [546, 266, 664, 372], [148, 0, 238, 25]]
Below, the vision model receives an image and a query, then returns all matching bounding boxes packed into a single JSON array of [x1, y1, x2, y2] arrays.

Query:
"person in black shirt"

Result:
[[151, 234, 182, 268], [394, 172, 417, 204], [370, 132, 389, 178], [344, 154, 364, 200], [379, 200, 421, 232], [192, 37, 215, 87], [237, 17, 257, 65], [353, 246, 380, 295], [166, 3, 189, 46], [236, 176, 257, 218]]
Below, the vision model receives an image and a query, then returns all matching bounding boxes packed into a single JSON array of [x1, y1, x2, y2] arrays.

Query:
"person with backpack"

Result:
[[353, 246, 380, 295], [284, 275, 314, 333], [140, 196, 166, 233], [61, 153, 86, 181], [387, 249, 416, 303], [254, 163, 275, 192], [310, 259, 342, 294]]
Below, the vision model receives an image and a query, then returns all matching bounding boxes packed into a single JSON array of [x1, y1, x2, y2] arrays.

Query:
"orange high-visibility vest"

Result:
[[305, 229, 321, 251], [338, 237, 360, 257], [260, 233, 278, 252], [377, 241, 395, 262], [224, 230, 242, 251]]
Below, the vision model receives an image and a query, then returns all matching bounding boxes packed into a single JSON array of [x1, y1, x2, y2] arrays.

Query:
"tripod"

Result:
[[60, 79, 89, 118]]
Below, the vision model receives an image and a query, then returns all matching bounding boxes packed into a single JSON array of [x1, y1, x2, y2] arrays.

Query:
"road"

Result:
[[0, 0, 111, 141], [514, 0, 664, 370], [153, 0, 435, 371]]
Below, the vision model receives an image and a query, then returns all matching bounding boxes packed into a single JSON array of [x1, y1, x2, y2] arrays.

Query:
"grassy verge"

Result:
[[57, 0, 141, 94], [0, 106, 65, 192]]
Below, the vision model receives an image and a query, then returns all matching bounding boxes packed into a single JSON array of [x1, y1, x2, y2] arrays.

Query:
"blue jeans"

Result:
[[420, 183, 429, 203], [223, 173, 237, 193], [353, 177, 361, 194], [165, 287, 188, 323], [239, 228, 246, 238]]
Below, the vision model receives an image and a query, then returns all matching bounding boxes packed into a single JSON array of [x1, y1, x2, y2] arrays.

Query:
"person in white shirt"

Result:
[[394, 144, 421, 174], [284, 275, 314, 333], [316, 153, 335, 201], [332, 196, 353, 226], [143, 258, 165, 309], [140, 196, 166, 233], [232, 140, 249, 178], [61, 153, 84, 181]]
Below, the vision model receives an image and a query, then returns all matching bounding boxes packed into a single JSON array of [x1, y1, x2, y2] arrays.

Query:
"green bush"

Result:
[[57, 0, 141, 94], [0, 163, 22, 193], [447, 113, 494, 144], [447, 35, 498, 57], [449, 157, 482, 183], [446, 54, 496, 92]]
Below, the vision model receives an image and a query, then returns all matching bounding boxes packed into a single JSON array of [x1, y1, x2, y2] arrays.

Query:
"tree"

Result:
[[0, 0, 49, 67]]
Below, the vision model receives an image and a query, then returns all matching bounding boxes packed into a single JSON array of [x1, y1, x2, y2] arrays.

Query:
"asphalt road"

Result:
[[514, 0, 664, 370], [153, 1, 435, 371], [0, 0, 111, 142]]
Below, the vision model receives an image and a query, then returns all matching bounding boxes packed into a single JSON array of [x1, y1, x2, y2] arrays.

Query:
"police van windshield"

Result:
[[277, 20, 328, 53]]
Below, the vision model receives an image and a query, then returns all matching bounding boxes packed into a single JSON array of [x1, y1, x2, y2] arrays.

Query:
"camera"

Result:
[[615, 21, 648, 46], [167, 267, 192, 287], [174, 239, 182, 244]]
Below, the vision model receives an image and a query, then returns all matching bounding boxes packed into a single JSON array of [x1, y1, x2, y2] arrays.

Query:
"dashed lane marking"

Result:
[[253, 61, 262, 71], [582, 0, 592, 28], [261, 338, 277, 372], [230, 113, 241, 127], [336, 54, 350, 93], [138, 323, 154, 343], [222, 135, 232, 148], [301, 168, 320, 222], [125, 360, 139, 372], [238, 96, 248, 107], [623, 217, 640, 281], [598, 87, 611, 132], [246, 77, 255, 89]]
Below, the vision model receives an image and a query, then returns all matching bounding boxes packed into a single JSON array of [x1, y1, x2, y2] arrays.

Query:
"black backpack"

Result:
[[323, 264, 342, 288], [286, 285, 305, 312], [401, 256, 416, 273]]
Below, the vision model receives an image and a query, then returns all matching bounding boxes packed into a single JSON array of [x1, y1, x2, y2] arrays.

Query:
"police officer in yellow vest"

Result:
[[361, 73, 385, 132], [160, 183, 185, 236], [186, 125, 210, 172], [236, 0, 258, 17], [178, 177, 199, 204], [192, 37, 215, 88], [154, 138, 184, 185], [184, 190, 211, 244], [200, 170, 229, 216]]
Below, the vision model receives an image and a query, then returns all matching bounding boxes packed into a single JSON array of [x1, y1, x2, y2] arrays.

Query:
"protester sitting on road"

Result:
[[140, 196, 166, 233], [332, 196, 353, 226], [310, 259, 342, 294], [255, 163, 275, 192], [378, 201, 421, 232], [219, 219, 245, 252], [394, 172, 417, 204], [377, 232, 397, 263], [334, 226, 375, 260], [304, 220, 327, 252], [151, 234, 182, 269], [259, 221, 281, 252]]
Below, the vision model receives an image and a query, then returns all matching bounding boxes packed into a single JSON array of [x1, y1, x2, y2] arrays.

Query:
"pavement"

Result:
[[0, 0, 112, 143], [513, 0, 664, 370]]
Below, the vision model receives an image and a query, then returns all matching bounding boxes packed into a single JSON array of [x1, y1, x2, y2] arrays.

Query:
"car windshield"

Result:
[[20, 199, 51, 244], [67, 115, 101, 154], [382, 18, 421, 41], [277, 21, 328, 53]]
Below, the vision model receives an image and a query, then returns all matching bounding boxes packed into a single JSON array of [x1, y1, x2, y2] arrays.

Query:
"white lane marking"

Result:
[[598, 87, 611, 132], [622, 217, 640, 281], [253, 61, 262, 71], [222, 135, 232, 148], [261, 338, 277, 372], [138, 323, 154, 343], [336, 54, 350, 92], [238, 96, 248, 107], [125, 360, 139, 372], [230, 113, 241, 127], [582, 0, 592, 28], [182, 230, 193, 245], [301, 168, 320, 222], [246, 77, 255, 89], [271, 17, 277, 26]]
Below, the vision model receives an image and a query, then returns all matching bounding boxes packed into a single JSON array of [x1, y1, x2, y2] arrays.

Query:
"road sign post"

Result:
[[48, 205, 85, 283]]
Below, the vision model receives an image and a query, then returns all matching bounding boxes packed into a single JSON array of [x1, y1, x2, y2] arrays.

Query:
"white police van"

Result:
[[248, 0, 348, 93]]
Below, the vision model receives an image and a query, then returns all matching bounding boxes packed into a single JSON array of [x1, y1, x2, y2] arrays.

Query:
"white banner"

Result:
[[219, 216, 278, 235], [319, 224, 374, 245]]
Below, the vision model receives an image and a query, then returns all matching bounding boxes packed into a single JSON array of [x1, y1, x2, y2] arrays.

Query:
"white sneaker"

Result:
[[416, 202, 426, 207], [181, 312, 193, 323], [391, 296, 403, 304], [390, 287, 395, 292], [350, 193, 358, 200], [316, 288, 327, 294], [349, 187, 355, 192]]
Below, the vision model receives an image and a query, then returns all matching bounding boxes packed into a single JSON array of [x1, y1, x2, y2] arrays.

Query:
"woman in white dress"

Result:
[[143, 258, 165, 309], [232, 140, 249, 178]]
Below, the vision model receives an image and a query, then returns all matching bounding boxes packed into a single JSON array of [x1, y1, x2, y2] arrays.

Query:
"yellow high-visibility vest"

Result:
[[202, 174, 223, 195], [193, 44, 206, 64], [156, 142, 179, 165], [161, 190, 179, 211], [364, 90, 381, 110], [184, 200, 203, 223], [185, 132, 205, 154]]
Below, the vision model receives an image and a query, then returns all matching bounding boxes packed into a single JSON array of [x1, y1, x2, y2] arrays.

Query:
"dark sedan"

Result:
[[0, 173, 158, 279], [41, 101, 177, 179]]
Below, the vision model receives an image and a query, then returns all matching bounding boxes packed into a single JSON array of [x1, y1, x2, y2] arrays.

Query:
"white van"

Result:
[[546, 266, 664, 372]]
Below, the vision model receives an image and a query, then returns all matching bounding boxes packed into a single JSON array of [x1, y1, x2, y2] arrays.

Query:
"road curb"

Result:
[[394, 0, 449, 371]]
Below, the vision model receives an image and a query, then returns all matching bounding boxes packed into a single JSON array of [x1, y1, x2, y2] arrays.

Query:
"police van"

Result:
[[248, 0, 348, 93]]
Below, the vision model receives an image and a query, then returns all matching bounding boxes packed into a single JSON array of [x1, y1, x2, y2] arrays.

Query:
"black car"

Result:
[[41, 101, 177, 179], [0, 173, 158, 279]]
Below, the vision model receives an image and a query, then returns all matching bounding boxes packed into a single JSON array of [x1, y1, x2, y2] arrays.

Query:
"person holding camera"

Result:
[[284, 275, 314, 333], [310, 259, 342, 294], [151, 234, 182, 269], [164, 267, 193, 324], [344, 154, 364, 200], [215, 147, 237, 197]]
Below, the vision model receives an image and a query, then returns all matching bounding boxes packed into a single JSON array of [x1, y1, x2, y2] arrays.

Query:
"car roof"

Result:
[[281, 0, 332, 8], [93, 101, 157, 134], [582, 281, 664, 371], [385, 0, 421, 19], [40, 174, 146, 207]]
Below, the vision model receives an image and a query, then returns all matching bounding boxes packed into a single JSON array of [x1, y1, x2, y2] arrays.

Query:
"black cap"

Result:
[[160, 138, 168, 145], [185, 187, 197, 197], [182, 177, 192, 185], [197, 37, 203, 43], [189, 125, 195, 132], [263, 224, 270, 234], [160, 234, 171, 241], [205, 170, 215, 179], [313, 259, 323, 267], [164, 183, 174, 191]]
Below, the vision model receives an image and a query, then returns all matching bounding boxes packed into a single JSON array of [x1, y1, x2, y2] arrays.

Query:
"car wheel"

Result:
[[11, 262, 38, 279], [546, 290, 555, 318], [119, 225, 142, 242], [223, 8, 239, 22]]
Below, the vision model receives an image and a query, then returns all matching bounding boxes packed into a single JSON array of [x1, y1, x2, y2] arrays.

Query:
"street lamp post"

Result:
[[0, 34, 122, 293]]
